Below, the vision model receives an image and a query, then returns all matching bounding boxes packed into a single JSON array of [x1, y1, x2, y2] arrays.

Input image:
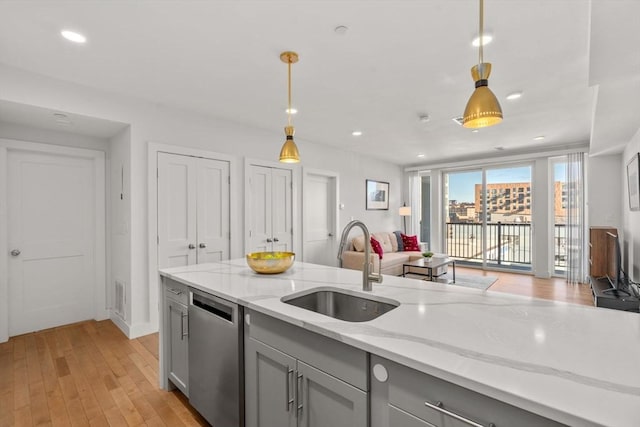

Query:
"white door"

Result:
[[248, 165, 292, 253], [158, 152, 230, 268], [158, 152, 198, 268], [303, 172, 337, 266], [196, 157, 230, 262], [8, 150, 95, 336], [271, 168, 293, 252]]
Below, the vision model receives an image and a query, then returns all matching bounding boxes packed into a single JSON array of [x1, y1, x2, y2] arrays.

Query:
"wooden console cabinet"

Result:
[[589, 226, 616, 277]]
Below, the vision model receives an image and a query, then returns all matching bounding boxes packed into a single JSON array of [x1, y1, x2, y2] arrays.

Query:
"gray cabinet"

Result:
[[245, 311, 367, 427], [163, 280, 189, 396], [371, 355, 563, 427]]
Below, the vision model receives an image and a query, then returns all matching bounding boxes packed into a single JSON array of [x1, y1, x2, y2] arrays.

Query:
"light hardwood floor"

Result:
[[457, 266, 594, 306], [0, 270, 593, 427], [0, 320, 208, 427]]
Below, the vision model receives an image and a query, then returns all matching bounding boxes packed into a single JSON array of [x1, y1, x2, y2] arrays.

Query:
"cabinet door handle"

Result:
[[188, 243, 196, 249], [199, 243, 206, 248], [273, 237, 279, 242], [296, 373, 303, 416], [285, 368, 294, 412], [424, 401, 493, 427], [181, 312, 188, 339], [266, 238, 273, 243]]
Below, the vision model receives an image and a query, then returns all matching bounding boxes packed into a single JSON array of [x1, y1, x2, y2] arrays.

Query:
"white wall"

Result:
[[0, 121, 110, 151], [622, 129, 640, 282], [588, 153, 623, 231], [109, 126, 132, 326], [0, 64, 403, 337]]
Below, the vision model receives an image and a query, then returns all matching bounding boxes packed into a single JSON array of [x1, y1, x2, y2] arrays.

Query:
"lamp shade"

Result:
[[279, 125, 300, 163], [399, 206, 412, 216], [463, 63, 503, 128]]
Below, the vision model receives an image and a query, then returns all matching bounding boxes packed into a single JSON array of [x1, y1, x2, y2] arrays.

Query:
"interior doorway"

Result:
[[303, 169, 339, 266], [0, 139, 106, 341]]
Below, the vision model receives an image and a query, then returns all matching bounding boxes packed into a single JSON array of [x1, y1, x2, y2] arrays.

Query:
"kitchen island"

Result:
[[160, 259, 640, 427]]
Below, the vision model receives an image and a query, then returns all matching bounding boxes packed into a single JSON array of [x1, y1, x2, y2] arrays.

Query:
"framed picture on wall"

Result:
[[627, 152, 640, 211], [366, 179, 389, 210]]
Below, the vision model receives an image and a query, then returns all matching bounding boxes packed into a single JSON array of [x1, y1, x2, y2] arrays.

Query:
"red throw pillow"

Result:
[[370, 236, 384, 259], [401, 234, 420, 251]]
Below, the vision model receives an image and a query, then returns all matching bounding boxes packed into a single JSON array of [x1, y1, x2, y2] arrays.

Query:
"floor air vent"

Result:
[[114, 280, 126, 320]]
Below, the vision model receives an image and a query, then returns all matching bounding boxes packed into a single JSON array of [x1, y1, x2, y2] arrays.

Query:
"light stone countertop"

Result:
[[160, 259, 640, 427]]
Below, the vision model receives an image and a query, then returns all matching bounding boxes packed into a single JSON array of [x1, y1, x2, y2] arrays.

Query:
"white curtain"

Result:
[[566, 152, 586, 285], [408, 171, 420, 236]]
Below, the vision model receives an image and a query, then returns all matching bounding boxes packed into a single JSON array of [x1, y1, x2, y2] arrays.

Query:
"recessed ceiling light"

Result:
[[351, 131, 363, 136], [61, 30, 87, 44], [506, 91, 523, 100], [285, 108, 298, 114], [472, 34, 493, 47], [334, 25, 349, 35], [533, 135, 545, 141], [53, 112, 71, 124], [417, 154, 426, 158]]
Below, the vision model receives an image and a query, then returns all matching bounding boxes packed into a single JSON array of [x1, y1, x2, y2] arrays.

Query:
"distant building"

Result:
[[455, 182, 568, 223]]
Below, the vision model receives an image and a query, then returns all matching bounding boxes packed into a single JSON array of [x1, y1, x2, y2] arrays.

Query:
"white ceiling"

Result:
[[0, 0, 638, 166]]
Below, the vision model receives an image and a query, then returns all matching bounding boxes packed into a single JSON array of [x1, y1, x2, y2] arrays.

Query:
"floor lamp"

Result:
[[399, 204, 411, 234]]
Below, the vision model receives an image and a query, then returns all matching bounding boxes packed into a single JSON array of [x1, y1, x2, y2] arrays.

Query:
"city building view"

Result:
[[446, 178, 568, 272]]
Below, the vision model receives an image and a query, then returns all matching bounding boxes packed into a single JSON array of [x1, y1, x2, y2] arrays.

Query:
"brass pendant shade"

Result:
[[463, 0, 502, 129], [463, 63, 503, 128], [279, 125, 300, 163], [279, 51, 300, 163]]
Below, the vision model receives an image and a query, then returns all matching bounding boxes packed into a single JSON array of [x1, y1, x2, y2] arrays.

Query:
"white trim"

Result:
[[302, 168, 340, 265], [0, 138, 107, 342], [147, 142, 238, 335], [244, 157, 299, 255], [405, 143, 589, 173]]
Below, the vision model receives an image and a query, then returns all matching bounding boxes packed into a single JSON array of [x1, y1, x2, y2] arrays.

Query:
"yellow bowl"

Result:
[[246, 251, 295, 274]]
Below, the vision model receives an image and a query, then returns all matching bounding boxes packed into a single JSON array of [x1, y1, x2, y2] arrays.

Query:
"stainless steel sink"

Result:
[[282, 288, 399, 322]]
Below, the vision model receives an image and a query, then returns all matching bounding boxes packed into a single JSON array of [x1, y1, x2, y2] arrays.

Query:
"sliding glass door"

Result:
[[444, 164, 533, 272]]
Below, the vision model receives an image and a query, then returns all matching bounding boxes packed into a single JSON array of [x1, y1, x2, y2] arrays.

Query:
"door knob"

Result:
[[188, 244, 196, 249], [199, 243, 206, 248], [266, 238, 273, 243], [273, 237, 279, 242], [10, 249, 21, 256], [328, 233, 334, 237]]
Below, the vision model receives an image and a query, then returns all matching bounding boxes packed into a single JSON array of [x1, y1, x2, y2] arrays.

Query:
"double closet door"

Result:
[[158, 152, 230, 268], [248, 165, 292, 253]]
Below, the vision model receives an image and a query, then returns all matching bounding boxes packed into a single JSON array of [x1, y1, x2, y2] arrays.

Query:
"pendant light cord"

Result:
[[479, 0, 484, 66], [287, 60, 292, 127]]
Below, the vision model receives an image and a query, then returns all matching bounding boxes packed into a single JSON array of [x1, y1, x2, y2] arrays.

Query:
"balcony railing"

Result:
[[445, 222, 566, 271]]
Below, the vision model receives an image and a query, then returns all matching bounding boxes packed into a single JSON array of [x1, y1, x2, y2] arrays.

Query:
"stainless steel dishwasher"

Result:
[[188, 288, 244, 427]]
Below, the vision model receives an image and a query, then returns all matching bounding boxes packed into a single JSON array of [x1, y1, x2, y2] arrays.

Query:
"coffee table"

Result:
[[402, 257, 456, 283]]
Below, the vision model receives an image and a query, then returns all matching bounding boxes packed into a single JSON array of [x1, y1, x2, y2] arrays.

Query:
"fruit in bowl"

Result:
[[246, 251, 295, 274], [422, 251, 434, 258]]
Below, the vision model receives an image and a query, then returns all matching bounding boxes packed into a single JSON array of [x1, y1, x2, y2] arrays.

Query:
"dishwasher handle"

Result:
[[191, 292, 234, 322]]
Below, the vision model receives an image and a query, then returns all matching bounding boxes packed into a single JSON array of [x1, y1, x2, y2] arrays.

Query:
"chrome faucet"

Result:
[[337, 220, 383, 291]]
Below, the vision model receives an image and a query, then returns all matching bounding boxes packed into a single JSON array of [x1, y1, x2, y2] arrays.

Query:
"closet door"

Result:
[[196, 158, 230, 263], [248, 166, 273, 253], [158, 152, 198, 268], [158, 152, 230, 268], [271, 168, 292, 252], [247, 165, 293, 253]]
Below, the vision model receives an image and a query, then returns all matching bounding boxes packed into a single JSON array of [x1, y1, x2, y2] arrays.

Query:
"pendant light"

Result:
[[279, 51, 301, 163], [463, 0, 503, 128]]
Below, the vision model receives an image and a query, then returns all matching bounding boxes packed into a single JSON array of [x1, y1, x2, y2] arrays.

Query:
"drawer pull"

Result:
[[167, 288, 183, 296], [424, 401, 494, 427]]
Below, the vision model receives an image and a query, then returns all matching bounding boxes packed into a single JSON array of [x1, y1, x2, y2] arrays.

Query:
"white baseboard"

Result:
[[109, 311, 159, 339]]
